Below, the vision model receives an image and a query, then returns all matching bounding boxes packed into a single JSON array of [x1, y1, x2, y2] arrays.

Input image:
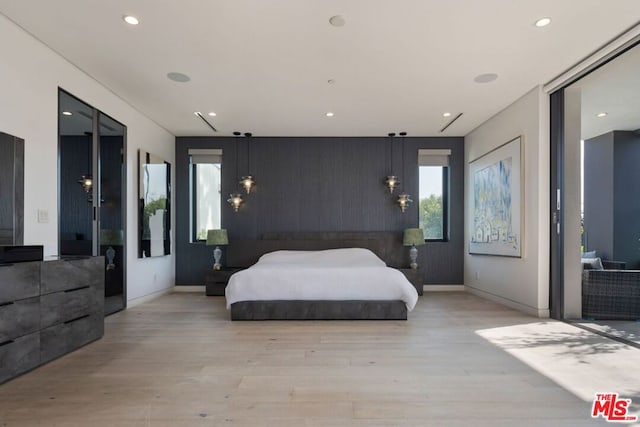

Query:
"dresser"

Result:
[[0, 257, 104, 383]]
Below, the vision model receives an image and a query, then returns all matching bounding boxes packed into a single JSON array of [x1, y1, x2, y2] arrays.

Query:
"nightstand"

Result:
[[205, 268, 243, 296], [398, 268, 423, 295]]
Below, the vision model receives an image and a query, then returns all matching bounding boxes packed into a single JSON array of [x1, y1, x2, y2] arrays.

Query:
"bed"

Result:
[[224, 232, 419, 320]]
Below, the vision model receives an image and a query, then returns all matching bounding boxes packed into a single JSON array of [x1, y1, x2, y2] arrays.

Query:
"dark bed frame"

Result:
[[225, 231, 411, 321]]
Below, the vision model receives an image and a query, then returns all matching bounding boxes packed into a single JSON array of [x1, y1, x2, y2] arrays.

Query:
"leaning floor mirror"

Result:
[[138, 149, 171, 257]]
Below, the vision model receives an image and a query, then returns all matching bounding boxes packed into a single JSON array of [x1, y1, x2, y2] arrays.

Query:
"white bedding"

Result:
[[225, 248, 419, 310]]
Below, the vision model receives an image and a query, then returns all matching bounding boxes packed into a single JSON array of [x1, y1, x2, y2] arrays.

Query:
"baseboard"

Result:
[[127, 286, 174, 308], [423, 284, 465, 292], [465, 285, 550, 318], [173, 285, 205, 292]]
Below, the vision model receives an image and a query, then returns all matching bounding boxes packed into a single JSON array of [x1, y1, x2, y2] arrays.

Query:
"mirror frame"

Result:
[[138, 149, 171, 257]]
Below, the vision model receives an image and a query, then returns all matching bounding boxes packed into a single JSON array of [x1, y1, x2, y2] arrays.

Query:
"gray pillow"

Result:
[[582, 250, 596, 258], [581, 257, 603, 270]]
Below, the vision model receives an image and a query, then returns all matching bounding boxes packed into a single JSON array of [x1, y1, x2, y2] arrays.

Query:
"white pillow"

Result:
[[581, 250, 596, 259], [256, 248, 385, 267]]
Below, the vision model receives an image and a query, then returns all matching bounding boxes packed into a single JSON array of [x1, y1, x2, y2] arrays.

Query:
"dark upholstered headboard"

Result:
[[226, 231, 405, 268]]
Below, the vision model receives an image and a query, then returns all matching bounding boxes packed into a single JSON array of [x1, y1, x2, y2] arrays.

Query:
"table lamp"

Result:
[[403, 228, 425, 269], [100, 229, 124, 271], [206, 229, 229, 270]]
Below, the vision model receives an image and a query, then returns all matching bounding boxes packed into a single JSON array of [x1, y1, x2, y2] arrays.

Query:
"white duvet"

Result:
[[225, 248, 419, 310]]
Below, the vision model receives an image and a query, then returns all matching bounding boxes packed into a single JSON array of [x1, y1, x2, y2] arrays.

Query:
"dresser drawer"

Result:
[[0, 262, 40, 303], [40, 286, 94, 329], [0, 297, 40, 342], [40, 313, 103, 364], [41, 257, 104, 294], [0, 332, 40, 384]]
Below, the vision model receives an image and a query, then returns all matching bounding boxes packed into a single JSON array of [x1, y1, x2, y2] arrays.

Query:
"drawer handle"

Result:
[[64, 285, 90, 293], [64, 314, 90, 324], [0, 340, 14, 347], [0, 263, 14, 268], [0, 301, 15, 308]]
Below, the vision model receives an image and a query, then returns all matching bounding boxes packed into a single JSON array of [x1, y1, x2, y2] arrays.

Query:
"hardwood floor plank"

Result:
[[0, 291, 636, 426]]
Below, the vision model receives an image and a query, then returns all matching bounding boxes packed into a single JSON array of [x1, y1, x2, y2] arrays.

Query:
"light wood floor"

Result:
[[1, 291, 637, 426]]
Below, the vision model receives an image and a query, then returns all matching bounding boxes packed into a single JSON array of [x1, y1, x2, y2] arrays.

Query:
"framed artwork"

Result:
[[469, 136, 523, 257]]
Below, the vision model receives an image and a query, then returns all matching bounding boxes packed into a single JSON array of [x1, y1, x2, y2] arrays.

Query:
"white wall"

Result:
[[464, 86, 550, 317], [563, 87, 583, 319], [0, 15, 175, 303]]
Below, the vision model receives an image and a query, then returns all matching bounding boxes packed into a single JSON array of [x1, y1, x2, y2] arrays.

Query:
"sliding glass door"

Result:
[[549, 41, 640, 320], [58, 89, 127, 315]]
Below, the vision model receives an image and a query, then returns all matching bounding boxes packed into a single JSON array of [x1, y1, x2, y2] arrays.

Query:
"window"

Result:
[[418, 149, 450, 241], [189, 149, 222, 242]]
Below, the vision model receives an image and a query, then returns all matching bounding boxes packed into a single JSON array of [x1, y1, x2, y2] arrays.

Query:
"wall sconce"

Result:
[[77, 174, 93, 193], [227, 193, 243, 212], [397, 193, 412, 213]]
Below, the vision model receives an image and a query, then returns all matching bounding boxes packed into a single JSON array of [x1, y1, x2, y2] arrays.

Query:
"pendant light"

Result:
[[227, 132, 244, 212], [384, 132, 400, 193], [239, 132, 256, 194], [227, 193, 243, 212], [397, 132, 412, 212]]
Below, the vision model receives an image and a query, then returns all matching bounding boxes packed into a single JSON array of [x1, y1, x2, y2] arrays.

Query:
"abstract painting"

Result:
[[469, 136, 522, 257]]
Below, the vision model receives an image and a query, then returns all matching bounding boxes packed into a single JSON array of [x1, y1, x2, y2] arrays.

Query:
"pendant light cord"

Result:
[[388, 132, 396, 175], [400, 132, 407, 191]]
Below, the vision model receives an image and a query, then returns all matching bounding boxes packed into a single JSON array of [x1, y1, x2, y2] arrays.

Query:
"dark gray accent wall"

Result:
[[175, 136, 464, 285], [584, 130, 640, 268]]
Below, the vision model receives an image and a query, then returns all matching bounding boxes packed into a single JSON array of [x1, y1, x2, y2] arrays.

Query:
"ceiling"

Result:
[[59, 91, 125, 136], [1, 1, 639, 137], [569, 43, 640, 140]]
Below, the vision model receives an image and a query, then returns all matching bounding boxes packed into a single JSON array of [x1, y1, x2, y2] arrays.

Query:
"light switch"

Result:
[[37, 209, 49, 223]]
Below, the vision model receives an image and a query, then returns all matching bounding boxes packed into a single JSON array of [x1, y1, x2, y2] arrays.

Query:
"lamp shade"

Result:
[[100, 229, 124, 246], [403, 228, 425, 246], [206, 229, 229, 246]]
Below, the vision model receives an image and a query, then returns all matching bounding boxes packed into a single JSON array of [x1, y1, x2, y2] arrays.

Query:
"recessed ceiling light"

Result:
[[208, 112, 217, 117], [167, 72, 191, 83], [194, 111, 201, 116], [597, 112, 608, 118], [328, 79, 336, 84], [535, 17, 551, 28], [474, 73, 498, 83], [443, 112, 452, 118], [326, 112, 334, 117], [123, 15, 139, 25], [62, 111, 73, 116], [329, 15, 346, 27]]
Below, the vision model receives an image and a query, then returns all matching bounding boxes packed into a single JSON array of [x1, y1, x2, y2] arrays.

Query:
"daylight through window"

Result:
[[418, 149, 450, 241], [189, 149, 222, 241]]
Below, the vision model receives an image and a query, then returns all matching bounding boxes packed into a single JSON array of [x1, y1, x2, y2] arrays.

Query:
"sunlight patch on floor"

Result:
[[476, 321, 640, 424]]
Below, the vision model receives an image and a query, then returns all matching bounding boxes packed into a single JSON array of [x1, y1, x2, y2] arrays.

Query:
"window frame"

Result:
[[188, 149, 222, 243], [418, 149, 451, 243]]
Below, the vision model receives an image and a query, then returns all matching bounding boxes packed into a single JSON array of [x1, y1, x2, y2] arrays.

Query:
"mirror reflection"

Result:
[[138, 150, 171, 257]]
